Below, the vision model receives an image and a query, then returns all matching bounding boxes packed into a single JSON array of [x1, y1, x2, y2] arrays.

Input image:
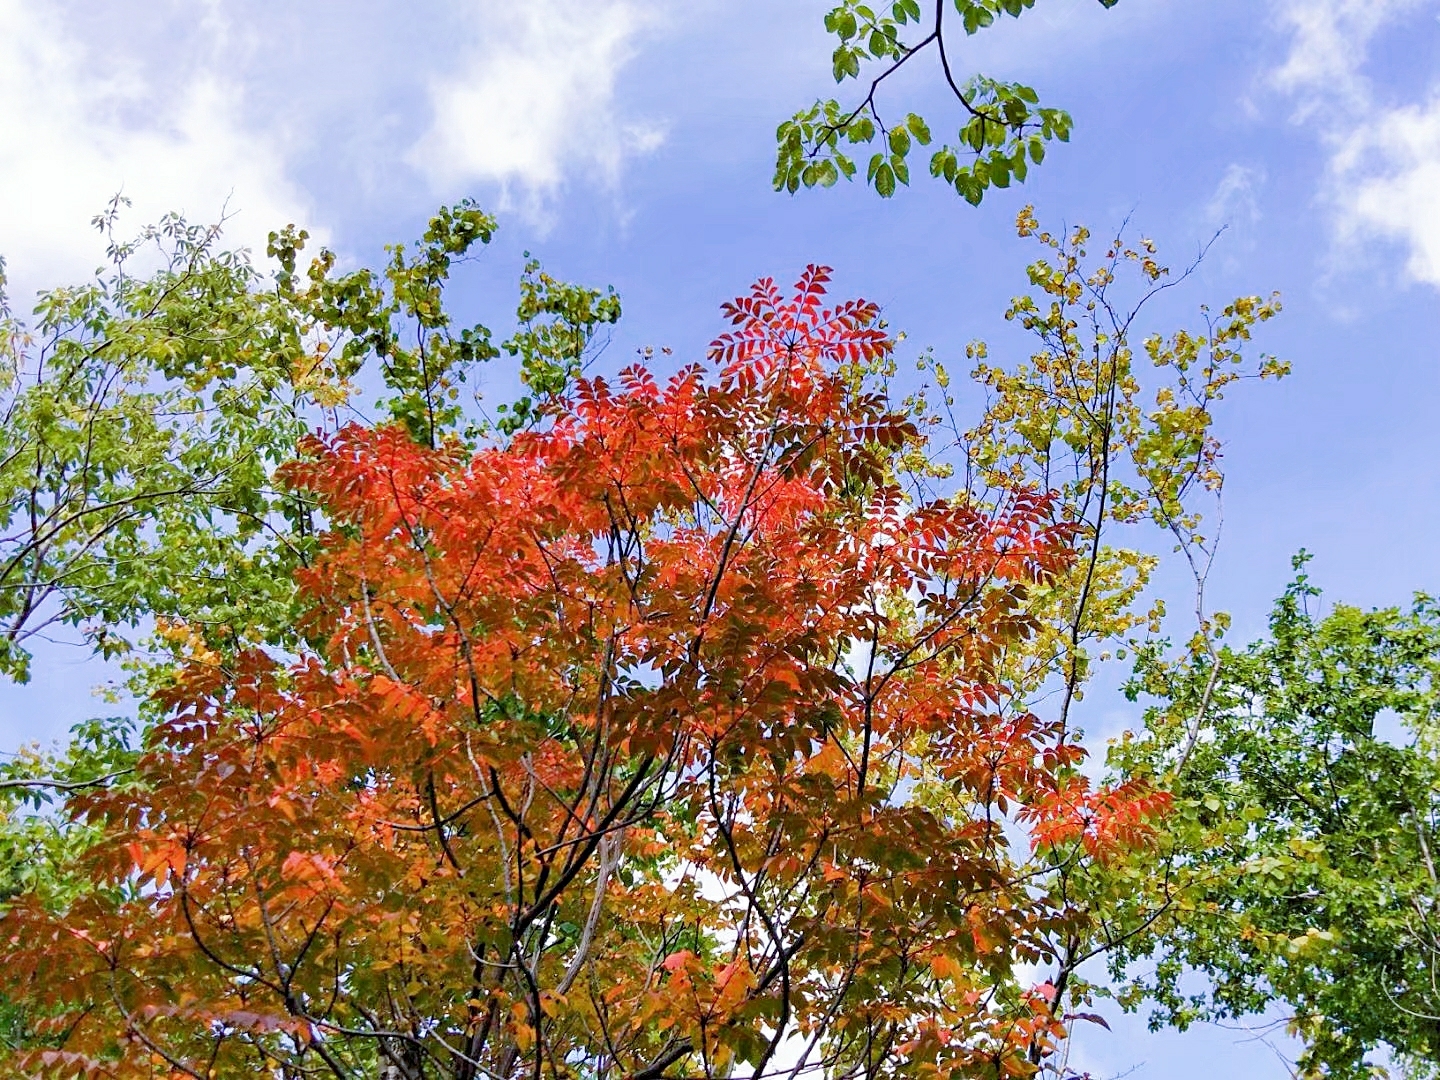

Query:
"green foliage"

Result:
[[926, 210, 1286, 728], [1108, 556, 1440, 1078], [0, 198, 619, 681], [0, 202, 322, 680], [496, 255, 621, 434], [777, 0, 1120, 203], [285, 199, 501, 447], [0, 716, 138, 904]]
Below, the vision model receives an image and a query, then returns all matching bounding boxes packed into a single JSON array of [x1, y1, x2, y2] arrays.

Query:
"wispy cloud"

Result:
[[1273, 0, 1424, 108], [0, 0, 313, 298], [0, 0, 678, 295], [1196, 163, 1267, 268], [1272, 0, 1440, 287], [409, 0, 668, 227], [1331, 95, 1440, 283], [1205, 164, 1265, 230]]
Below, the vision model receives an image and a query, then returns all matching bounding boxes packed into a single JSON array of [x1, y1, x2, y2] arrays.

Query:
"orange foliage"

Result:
[[1, 269, 1165, 1080]]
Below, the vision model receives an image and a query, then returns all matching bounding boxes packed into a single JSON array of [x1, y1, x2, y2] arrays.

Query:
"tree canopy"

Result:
[[1104, 558, 1440, 1079], [0, 263, 1127, 1080], [0, 198, 619, 684], [0, 196, 1314, 1078]]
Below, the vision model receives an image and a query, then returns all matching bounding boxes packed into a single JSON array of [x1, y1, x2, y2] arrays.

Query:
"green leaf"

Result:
[[957, 170, 983, 205], [874, 162, 896, 197], [906, 113, 932, 145]]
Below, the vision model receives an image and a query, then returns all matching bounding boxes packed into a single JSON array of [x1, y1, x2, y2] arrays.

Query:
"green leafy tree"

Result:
[[777, 0, 1121, 203], [0, 203, 316, 681], [1104, 558, 1440, 1078], [0, 197, 619, 687]]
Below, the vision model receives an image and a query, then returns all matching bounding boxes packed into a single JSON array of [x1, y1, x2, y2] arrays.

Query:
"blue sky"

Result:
[[2, 0, 1439, 1074]]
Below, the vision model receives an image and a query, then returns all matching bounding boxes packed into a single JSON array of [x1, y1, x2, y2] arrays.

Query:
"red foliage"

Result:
[[0, 268, 1167, 1080]]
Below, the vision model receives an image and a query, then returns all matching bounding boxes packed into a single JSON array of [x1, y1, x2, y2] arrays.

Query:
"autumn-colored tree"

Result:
[[0, 198, 621, 1063], [0, 264, 1181, 1080]]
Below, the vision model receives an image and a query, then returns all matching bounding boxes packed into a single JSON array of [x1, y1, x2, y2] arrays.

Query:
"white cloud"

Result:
[[1196, 164, 1266, 268], [1273, 0, 1426, 109], [1272, 0, 1440, 287], [0, 0, 314, 301], [1205, 164, 1265, 231], [1333, 96, 1440, 284], [0, 0, 682, 295], [409, 0, 667, 225]]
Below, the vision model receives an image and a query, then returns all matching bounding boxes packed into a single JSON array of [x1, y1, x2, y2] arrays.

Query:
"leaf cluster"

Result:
[[912, 210, 1286, 733], [776, 0, 1118, 203]]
